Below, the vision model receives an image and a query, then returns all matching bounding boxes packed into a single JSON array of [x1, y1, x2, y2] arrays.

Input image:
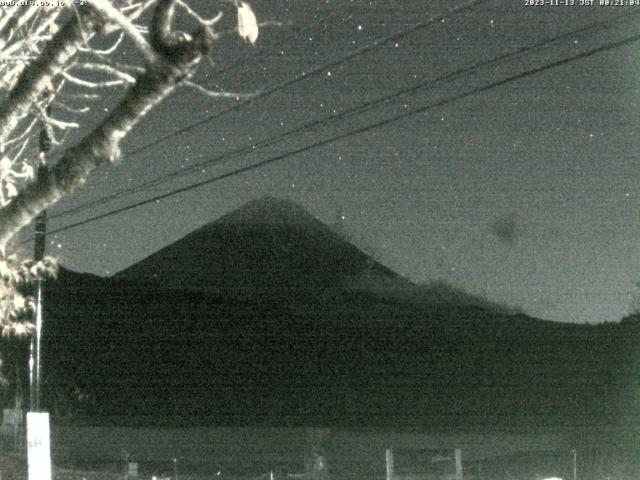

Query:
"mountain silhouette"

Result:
[[7, 197, 636, 429], [115, 196, 408, 295]]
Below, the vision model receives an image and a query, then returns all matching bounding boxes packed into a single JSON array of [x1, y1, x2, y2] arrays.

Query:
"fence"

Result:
[[2, 424, 638, 480], [1, 408, 25, 453]]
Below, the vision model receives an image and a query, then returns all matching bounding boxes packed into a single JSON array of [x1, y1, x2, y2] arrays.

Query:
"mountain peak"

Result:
[[218, 196, 318, 227], [115, 197, 407, 294]]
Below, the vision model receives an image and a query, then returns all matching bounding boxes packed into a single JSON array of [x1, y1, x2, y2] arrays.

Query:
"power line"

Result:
[[122, 0, 491, 158], [48, 10, 639, 221], [48, 0, 490, 221], [35, 29, 640, 240], [47, 8, 364, 221]]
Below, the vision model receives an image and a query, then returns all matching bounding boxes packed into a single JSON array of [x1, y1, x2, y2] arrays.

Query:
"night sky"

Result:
[[24, 0, 640, 324]]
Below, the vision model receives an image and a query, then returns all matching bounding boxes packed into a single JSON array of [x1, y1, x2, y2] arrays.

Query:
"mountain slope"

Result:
[[40, 278, 640, 427], [23, 198, 640, 427], [115, 196, 408, 295]]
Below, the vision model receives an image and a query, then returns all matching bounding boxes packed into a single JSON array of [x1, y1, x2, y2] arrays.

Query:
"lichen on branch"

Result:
[[0, 6, 105, 146], [0, 0, 215, 252]]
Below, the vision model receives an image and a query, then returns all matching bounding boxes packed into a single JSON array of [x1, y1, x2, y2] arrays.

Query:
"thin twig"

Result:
[[181, 80, 255, 99]]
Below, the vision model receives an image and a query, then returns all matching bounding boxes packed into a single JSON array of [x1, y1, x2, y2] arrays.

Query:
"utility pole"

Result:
[[385, 448, 394, 480], [29, 168, 47, 412], [29, 93, 51, 412], [26, 90, 53, 480]]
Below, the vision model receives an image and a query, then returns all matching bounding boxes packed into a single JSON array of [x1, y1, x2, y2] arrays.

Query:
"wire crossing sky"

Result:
[[28, 0, 640, 324], [45, 9, 640, 223], [48, 0, 494, 221], [36, 26, 640, 239]]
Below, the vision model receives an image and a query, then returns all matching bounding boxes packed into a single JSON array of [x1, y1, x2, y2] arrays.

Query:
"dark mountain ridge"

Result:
[[12, 197, 638, 428]]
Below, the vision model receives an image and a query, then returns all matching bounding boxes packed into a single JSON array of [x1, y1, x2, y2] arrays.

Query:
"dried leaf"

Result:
[[13, 294, 24, 311], [12, 322, 34, 336], [237, 2, 258, 45], [5, 180, 17, 199], [0, 157, 12, 176], [0, 261, 10, 280], [20, 163, 34, 180]]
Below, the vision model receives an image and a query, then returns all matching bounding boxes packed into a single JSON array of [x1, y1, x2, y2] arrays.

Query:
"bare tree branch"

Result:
[[0, 0, 265, 340], [3, 118, 38, 148], [0, 9, 62, 63], [78, 32, 124, 55], [61, 71, 127, 89], [91, 0, 158, 64], [0, 5, 39, 50], [0, 6, 105, 145], [181, 80, 253, 99], [0, 0, 214, 251], [176, 0, 223, 27], [71, 62, 137, 84]]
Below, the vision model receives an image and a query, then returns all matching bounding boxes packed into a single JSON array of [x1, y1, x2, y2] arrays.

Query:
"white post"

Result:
[[385, 448, 394, 480], [26, 412, 52, 480], [454, 448, 463, 480]]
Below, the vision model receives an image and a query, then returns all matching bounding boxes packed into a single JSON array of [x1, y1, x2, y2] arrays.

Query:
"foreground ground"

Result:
[[2, 423, 639, 480], [1, 452, 215, 480], [0, 453, 122, 480]]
